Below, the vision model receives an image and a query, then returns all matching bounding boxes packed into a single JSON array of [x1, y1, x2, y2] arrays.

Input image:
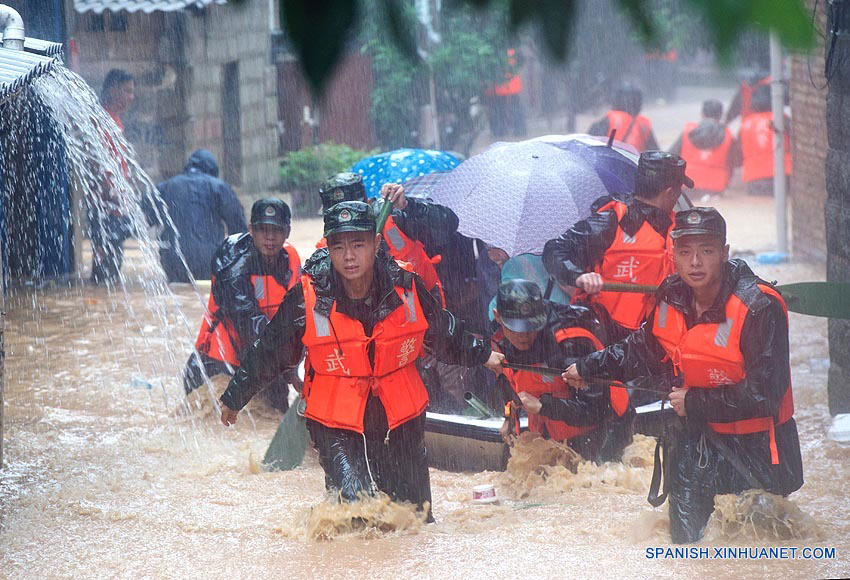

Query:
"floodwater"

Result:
[[2, 205, 849, 579]]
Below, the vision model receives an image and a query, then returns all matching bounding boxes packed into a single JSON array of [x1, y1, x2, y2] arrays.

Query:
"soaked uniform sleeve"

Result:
[[575, 313, 670, 383], [684, 297, 789, 425], [213, 261, 269, 350], [220, 282, 307, 410], [415, 275, 491, 367], [391, 198, 460, 254], [542, 211, 618, 287], [538, 332, 607, 427]]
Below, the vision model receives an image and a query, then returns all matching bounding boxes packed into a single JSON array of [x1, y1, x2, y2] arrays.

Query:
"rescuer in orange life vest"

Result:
[[588, 82, 659, 152], [669, 99, 741, 200], [563, 207, 803, 544], [542, 152, 693, 347], [737, 84, 792, 196], [317, 173, 457, 305], [184, 198, 301, 411], [219, 201, 504, 519], [491, 279, 634, 463]]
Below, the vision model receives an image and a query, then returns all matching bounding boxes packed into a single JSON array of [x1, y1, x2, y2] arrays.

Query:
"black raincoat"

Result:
[[384, 197, 459, 257], [575, 260, 804, 543], [492, 303, 634, 463], [151, 150, 246, 282], [221, 247, 490, 517], [541, 193, 674, 342], [182, 231, 298, 410]]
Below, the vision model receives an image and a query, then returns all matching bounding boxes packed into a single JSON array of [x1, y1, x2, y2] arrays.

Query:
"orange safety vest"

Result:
[[300, 265, 430, 433], [194, 244, 300, 367], [576, 200, 674, 331], [606, 110, 653, 152], [651, 284, 794, 465], [740, 76, 771, 119], [739, 111, 792, 184], [680, 122, 734, 193], [316, 214, 446, 305], [496, 326, 628, 443]]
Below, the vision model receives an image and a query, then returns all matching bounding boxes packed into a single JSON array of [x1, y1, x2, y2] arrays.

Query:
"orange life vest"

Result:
[[606, 110, 653, 152], [194, 244, 300, 367], [739, 111, 792, 183], [496, 326, 628, 443], [576, 200, 674, 331], [680, 122, 734, 193], [651, 284, 794, 465], [740, 76, 771, 119], [300, 265, 430, 433], [317, 214, 446, 305]]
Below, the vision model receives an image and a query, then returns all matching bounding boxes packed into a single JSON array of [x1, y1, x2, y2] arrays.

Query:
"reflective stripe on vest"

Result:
[[194, 243, 301, 367], [577, 200, 674, 330], [300, 267, 430, 433], [680, 122, 734, 192], [651, 284, 794, 464], [606, 110, 652, 152], [740, 112, 792, 183]]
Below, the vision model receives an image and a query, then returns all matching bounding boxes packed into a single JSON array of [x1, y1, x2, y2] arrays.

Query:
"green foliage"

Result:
[[271, 0, 813, 93], [279, 142, 378, 216], [363, 0, 508, 151]]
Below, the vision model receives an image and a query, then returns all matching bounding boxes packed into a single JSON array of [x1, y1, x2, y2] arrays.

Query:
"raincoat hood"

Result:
[[185, 149, 220, 177], [687, 119, 730, 150]]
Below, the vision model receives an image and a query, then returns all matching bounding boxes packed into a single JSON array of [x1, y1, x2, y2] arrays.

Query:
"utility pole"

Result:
[[770, 31, 788, 255]]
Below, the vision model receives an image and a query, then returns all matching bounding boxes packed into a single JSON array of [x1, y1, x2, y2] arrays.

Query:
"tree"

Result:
[[271, 0, 813, 93]]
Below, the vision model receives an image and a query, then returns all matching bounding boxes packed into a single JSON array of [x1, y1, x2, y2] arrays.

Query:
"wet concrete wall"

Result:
[[825, 6, 850, 415]]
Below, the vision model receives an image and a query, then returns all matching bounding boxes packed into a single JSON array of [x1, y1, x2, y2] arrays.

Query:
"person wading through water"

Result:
[[186, 198, 300, 411], [542, 152, 693, 371], [491, 279, 634, 463], [219, 201, 504, 521], [563, 207, 803, 544]]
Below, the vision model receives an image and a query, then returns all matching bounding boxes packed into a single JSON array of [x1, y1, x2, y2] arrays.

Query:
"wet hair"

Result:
[[101, 69, 134, 103], [702, 99, 723, 120], [612, 82, 643, 116]]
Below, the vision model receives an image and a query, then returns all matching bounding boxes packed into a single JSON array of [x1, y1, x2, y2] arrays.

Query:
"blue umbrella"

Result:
[[426, 141, 606, 256], [351, 148, 461, 198], [531, 134, 638, 194]]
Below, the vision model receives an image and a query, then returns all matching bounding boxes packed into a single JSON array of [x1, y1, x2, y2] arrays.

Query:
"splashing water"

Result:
[[499, 432, 656, 500], [709, 490, 822, 542], [276, 493, 428, 541]]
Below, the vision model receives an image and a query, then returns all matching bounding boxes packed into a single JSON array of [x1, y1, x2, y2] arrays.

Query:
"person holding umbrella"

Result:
[[563, 207, 803, 544], [317, 172, 458, 304], [542, 151, 693, 345], [219, 201, 504, 520], [491, 280, 633, 463]]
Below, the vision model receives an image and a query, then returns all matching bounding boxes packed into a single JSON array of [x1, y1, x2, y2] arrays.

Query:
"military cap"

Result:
[[671, 207, 726, 242], [636, 151, 694, 196], [497, 279, 548, 333], [323, 200, 376, 238], [318, 173, 367, 212], [250, 198, 291, 229]]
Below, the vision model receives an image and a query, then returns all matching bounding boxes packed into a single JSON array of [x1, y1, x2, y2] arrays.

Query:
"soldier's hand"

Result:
[[669, 387, 689, 417], [518, 391, 542, 414], [221, 404, 239, 426], [380, 183, 408, 210], [562, 364, 587, 389], [576, 272, 604, 295], [484, 350, 506, 374]]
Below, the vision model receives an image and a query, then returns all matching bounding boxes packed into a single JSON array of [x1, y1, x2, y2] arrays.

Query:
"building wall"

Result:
[[67, 2, 278, 196], [825, 6, 850, 416], [789, 4, 828, 262], [182, 1, 278, 196]]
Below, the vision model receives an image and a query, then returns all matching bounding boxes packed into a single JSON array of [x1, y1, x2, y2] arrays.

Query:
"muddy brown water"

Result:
[[2, 229, 849, 578]]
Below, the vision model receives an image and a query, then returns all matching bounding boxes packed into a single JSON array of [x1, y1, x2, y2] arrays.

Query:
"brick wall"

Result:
[[789, 2, 828, 262], [182, 1, 278, 197]]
